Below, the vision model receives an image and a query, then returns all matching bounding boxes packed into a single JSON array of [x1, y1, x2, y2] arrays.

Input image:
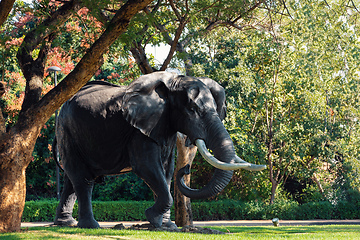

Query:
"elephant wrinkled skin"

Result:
[[53, 71, 265, 229]]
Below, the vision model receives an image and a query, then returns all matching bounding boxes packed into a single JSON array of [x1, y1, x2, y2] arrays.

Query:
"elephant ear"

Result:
[[121, 72, 177, 143], [197, 77, 227, 120]]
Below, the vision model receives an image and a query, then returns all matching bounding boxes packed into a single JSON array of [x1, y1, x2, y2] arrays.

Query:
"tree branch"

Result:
[[0, 0, 15, 27], [169, 0, 181, 20], [129, 0, 162, 74], [349, 0, 360, 12], [130, 44, 155, 74], [160, 17, 187, 71], [17, 0, 82, 113], [231, 0, 266, 23], [19, 0, 153, 132]]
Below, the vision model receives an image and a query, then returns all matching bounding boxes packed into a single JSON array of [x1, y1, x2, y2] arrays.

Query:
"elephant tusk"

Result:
[[235, 156, 267, 171], [195, 139, 251, 170]]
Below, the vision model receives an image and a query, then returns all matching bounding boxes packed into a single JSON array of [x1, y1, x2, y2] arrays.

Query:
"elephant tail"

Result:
[[52, 136, 64, 171]]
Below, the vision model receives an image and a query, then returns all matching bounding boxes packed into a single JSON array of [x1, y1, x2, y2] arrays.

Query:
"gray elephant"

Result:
[[53, 71, 265, 229]]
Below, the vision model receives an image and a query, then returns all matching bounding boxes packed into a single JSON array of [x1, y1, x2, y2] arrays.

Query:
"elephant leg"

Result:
[[129, 138, 174, 228], [152, 197, 176, 229], [133, 156, 173, 228], [162, 209, 177, 229], [141, 170, 173, 228], [161, 152, 177, 229], [54, 174, 77, 226], [71, 178, 99, 228]]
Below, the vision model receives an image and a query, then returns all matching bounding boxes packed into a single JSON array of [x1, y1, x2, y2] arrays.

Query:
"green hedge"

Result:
[[22, 199, 360, 222]]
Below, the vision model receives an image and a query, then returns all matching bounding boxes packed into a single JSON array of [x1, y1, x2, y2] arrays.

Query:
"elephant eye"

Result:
[[189, 105, 196, 112], [188, 101, 202, 114], [189, 106, 196, 112]]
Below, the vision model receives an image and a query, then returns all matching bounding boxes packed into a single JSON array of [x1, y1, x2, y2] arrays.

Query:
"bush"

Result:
[[296, 201, 334, 220], [91, 201, 153, 221], [22, 200, 154, 222], [22, 199, 360, 222], [23, 200, 59, 222], [334, 200, 360, 219], [265, 199, 299, 220]]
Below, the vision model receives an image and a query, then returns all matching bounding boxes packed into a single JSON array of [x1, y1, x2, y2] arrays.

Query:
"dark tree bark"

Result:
[[0, 0, 16, 27], [0, 0, 152, 233]]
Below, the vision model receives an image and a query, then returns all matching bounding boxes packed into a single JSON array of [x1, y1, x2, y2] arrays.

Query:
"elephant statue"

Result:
[[53, 71, 266, 229]]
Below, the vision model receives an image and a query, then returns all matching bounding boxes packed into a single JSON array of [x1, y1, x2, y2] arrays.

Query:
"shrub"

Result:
[[92, 201, 153, 221], [334, 200, 360, 219], [22, 199, 360, 222], [296, 201, 334, 220], [22, 200, 58, 222], [265, 199, 299, 220]]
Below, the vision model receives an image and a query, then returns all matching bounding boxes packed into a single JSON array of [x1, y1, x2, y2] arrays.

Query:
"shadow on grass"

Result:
[[0, 226, 134, 240]]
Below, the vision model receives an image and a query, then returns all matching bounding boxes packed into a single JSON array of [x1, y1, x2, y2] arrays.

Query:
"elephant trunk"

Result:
[[176, 165, 233, 199], [176, 116, 235, 199]]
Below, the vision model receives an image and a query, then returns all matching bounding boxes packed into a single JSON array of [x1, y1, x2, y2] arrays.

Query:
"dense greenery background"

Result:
[[1, 0, 359, 213]]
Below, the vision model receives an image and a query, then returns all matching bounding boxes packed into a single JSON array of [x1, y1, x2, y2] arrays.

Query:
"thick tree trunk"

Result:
[[174, 133, 197, 227], [0, 129, 39, 232], [0, 162, 26, 232]]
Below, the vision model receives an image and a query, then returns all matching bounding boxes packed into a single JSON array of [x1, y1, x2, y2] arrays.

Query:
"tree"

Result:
[[0, 0, 153, 232], [187, 0, 360, 205]]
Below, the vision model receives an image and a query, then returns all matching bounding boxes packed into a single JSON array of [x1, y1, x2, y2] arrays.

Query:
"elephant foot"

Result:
[[77, 217, 100, 229], [145, 207, 162, 228], [162, 220, 178, 230], [54, 216, 77, 227]]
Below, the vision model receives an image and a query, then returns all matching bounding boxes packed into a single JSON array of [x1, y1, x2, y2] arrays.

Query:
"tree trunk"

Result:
[[312, 173, 324, 195], [268, 139, 277, 205], [270, 181, 277, 205], [0, 128, 39, 232], [0, 161, 26, 232], [174, 133, 197, 227]]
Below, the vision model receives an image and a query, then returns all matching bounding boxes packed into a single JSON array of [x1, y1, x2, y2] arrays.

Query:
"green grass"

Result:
[[1, 225, 359, 239]]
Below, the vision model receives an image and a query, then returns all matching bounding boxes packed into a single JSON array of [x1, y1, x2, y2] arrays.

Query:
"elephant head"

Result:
[[121, 71, 265, 199]]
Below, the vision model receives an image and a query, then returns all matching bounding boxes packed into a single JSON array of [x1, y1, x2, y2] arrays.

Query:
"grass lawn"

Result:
[[0, 225, 360, 239]]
